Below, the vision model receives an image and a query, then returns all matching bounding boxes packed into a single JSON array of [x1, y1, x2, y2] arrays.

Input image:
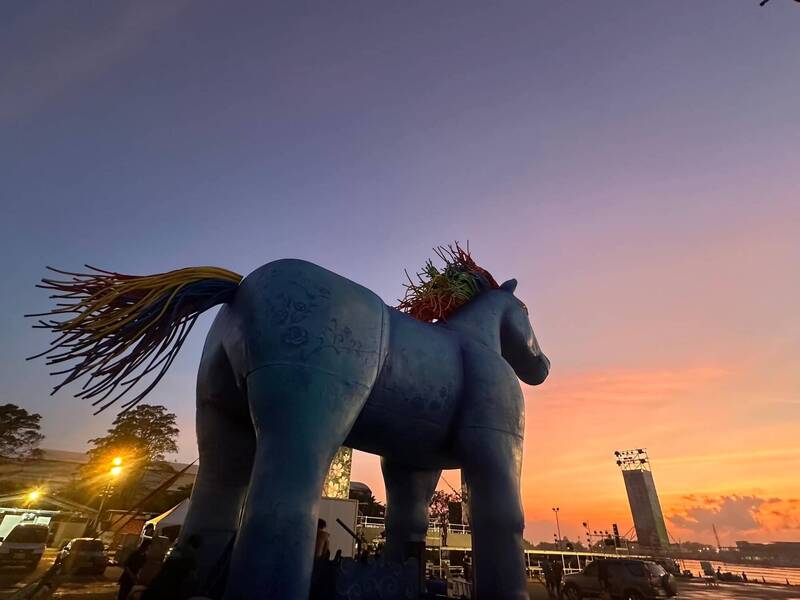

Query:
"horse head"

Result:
[[495, 278, 550, 385]]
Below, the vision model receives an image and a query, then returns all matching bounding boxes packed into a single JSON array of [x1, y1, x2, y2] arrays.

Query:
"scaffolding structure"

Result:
[[614, 448, 670, 549]]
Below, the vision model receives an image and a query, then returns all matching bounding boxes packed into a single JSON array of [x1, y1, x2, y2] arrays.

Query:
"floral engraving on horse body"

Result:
[[304, 318, 377, 364], [282, 326, 309, 346], [268, 292, 318, 327]]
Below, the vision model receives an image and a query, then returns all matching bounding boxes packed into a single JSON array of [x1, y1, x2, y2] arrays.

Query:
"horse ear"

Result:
[[501, 279, 518, 293]]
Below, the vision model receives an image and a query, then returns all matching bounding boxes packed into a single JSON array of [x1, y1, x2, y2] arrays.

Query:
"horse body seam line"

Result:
[[459, 424, 523, 440], [245, 361, 370, 390]]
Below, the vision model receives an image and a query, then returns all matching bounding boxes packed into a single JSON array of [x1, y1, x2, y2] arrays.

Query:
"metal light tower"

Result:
[[614, 449, 669, 549]]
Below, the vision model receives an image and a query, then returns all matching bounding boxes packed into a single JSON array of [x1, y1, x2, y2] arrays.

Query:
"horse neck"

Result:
[[444, 295, 503, 352]]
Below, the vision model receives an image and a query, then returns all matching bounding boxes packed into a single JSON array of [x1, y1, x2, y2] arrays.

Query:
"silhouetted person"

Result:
[[598, 560, 610, 598], [118, 539, 151, 600], [315, 519, 330, 561], [542, 559, 553, 595], [742, 571, 748, 582], [551, 559, 563, 597], [310, 521, 333, 600], [142, 535, 203, 600]]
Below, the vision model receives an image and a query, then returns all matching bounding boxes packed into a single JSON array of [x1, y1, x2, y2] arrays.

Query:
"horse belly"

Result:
[[346, 313, 463, 467]]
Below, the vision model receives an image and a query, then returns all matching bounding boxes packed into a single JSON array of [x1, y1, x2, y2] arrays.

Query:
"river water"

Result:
[[681, 559, 800, 586]]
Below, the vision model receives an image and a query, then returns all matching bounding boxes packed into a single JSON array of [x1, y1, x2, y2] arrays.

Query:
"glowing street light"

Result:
[[27, 489, 42, 503], [91, 456, 124, 532]]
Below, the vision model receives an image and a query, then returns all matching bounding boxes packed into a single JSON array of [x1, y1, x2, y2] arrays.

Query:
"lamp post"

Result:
[[552, 507, 562, 549], [582, 521, 593, 551], [91, 457, 123, 532]]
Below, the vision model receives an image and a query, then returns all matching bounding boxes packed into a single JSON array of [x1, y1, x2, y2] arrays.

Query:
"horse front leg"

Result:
[[223, 365, 368, 600], [459, 427, 528, 600], [381, 458, 440, 564]]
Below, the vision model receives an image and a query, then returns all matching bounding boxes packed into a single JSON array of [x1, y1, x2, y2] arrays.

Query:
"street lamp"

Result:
[[551, 508, 562, 550], [26, 489, 42, 504], [91, 457, 123, 532]]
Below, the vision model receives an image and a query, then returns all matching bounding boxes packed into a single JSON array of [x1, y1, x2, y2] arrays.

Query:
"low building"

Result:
[[736, 541, 800, 566], [0, 449, 198, 495]]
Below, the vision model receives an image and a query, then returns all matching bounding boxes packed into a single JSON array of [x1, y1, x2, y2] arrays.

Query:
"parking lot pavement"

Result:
[[51, 569, 121, 599], [0, 551, 121, 600], [0, 548, 58, 595]]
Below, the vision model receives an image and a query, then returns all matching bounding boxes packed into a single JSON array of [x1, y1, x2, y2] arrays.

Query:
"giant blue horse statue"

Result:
[[29, 249, 549, 600]]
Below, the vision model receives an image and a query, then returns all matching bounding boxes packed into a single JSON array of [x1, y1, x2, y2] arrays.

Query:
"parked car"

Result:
[[563, 558, 678, 600], [0, 523, 49, 570], [58, 538, 108, 575]]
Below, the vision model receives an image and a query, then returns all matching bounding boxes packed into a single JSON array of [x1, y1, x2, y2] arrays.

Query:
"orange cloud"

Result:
[[667, 494, 800, 544]]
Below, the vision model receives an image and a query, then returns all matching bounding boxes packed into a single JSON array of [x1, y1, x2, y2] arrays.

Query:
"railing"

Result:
[[357, 516, 653, 581], [357, 515, 386, 529], [356, 515, 472, 535], [427, 521, 471, 535]]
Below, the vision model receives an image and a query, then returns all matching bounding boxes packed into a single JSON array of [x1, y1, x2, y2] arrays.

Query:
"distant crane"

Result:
[[712, 523, 722, 551]]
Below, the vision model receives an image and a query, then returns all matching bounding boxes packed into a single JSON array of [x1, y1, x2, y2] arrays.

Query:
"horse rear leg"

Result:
[[223, 365, 368, 600], [179, 344, 255, 583]]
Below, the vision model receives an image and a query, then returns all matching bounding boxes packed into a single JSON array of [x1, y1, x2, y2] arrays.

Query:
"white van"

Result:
[[0, 523, 49, 569]]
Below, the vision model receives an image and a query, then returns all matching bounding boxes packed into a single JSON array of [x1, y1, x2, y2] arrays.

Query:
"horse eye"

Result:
[[521, 303, 528, 314]]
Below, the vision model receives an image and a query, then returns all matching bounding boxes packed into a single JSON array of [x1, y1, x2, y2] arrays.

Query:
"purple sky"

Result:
[[1, 2, 798, 543]]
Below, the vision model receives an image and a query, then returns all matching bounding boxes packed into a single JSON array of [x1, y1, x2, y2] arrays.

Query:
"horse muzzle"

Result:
[[517, 352, 550, 386]]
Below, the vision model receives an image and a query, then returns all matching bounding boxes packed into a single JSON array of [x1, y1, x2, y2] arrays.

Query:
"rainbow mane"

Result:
[[27, 266, 242, 413], [397, 242, 498, 322]]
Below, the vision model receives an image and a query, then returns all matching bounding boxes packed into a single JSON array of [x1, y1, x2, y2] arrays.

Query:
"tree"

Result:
[[0, 404, 44, 461], [76, 404, 179, 510], [429, 490, 458, 522], [351, 491, 385, 518], [429, 490, 459, 547], [87, 404, 179, 466]]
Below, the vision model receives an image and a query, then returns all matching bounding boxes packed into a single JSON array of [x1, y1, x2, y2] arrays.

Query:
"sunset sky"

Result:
[[1, 2, 798, 546]]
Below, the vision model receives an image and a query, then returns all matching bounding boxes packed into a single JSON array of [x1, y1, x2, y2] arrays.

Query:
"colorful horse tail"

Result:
[[27, 265, 242, 413]]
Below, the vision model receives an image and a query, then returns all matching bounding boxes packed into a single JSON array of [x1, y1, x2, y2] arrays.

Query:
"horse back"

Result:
[[218, 259, 388, 390]]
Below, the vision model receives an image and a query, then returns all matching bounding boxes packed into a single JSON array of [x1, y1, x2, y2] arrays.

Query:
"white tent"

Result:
[[143, 499, 190, 537], [139, 497, 356, 554]]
